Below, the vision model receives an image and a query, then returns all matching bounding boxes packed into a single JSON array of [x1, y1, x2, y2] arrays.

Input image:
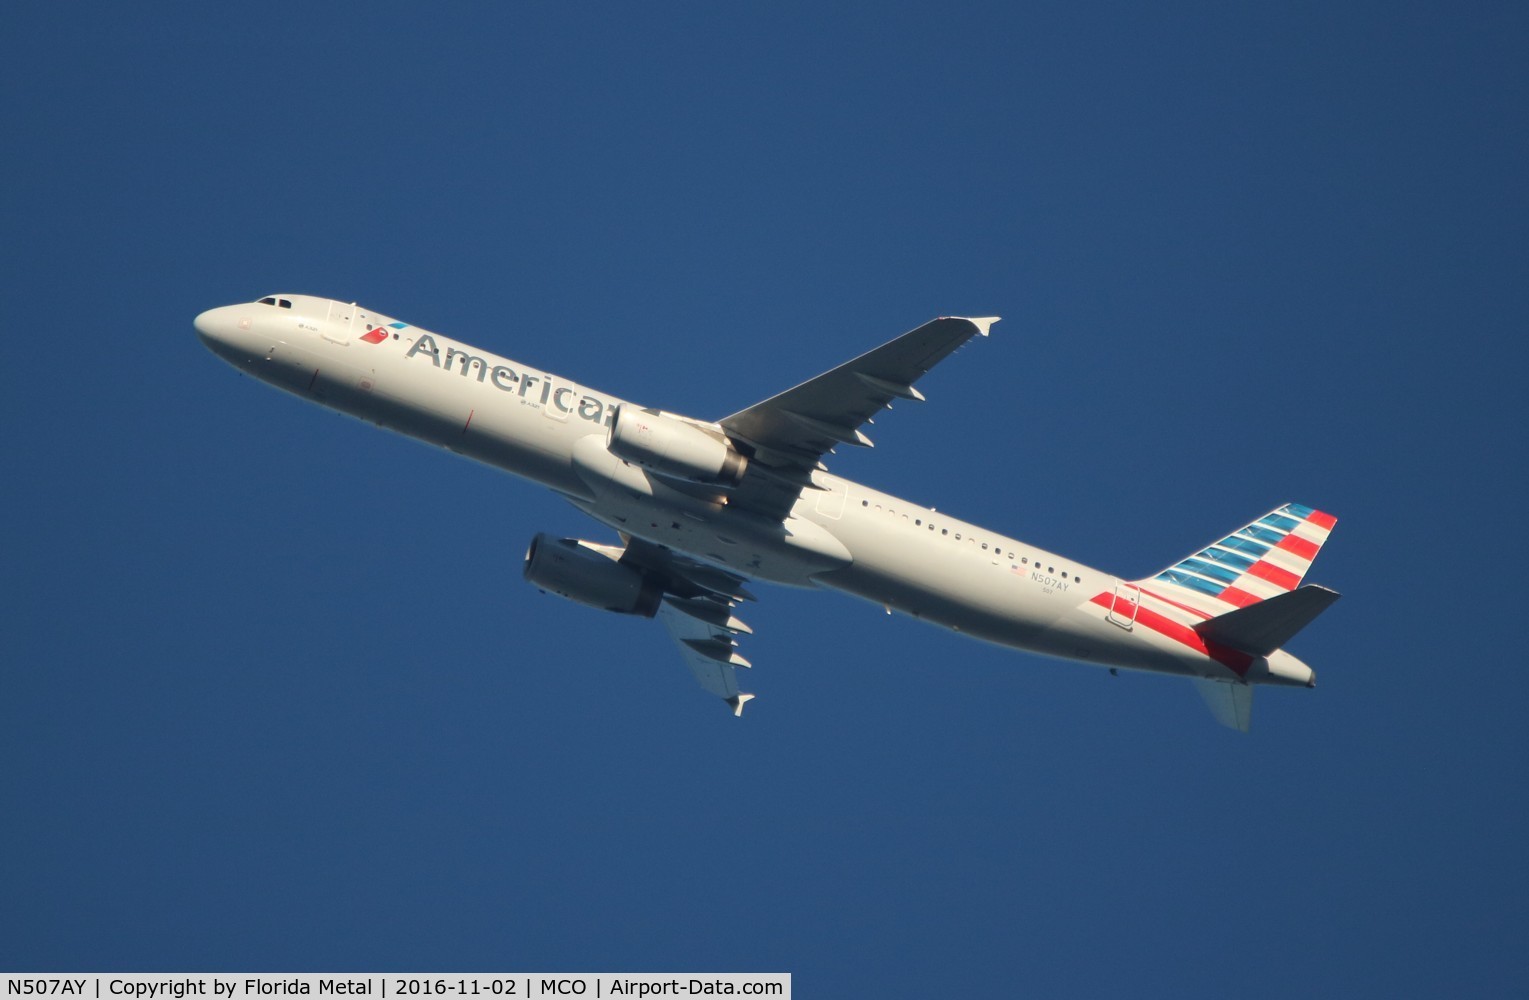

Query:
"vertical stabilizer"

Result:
[[1142, 503, 1337, 614]]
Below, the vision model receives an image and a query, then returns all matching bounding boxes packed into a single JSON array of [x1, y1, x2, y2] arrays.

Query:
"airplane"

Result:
[[194, 294, 1338, 731]]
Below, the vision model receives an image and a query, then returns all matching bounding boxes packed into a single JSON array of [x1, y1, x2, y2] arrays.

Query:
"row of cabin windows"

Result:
[[258, 297, 293, 309], [861, 498, 1083, 583]]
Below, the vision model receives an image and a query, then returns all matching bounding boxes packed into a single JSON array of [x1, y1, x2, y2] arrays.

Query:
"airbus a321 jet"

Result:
[[195, 295, 1339, 730]]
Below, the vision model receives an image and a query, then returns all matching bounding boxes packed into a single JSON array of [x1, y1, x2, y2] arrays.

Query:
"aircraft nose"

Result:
[[194, 304, 257, 367], [194, 305, 233, 347]]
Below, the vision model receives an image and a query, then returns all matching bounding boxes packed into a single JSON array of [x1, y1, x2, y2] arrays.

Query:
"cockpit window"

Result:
[[257, 296, 294, 308], [259, 297, 277, 305]]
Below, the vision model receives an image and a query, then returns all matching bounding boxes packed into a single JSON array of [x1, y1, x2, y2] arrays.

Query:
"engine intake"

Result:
[[523, 533, 662, 617], [607, 406, 748, 486]]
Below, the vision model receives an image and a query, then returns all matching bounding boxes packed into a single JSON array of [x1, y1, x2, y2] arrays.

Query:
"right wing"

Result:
[[619, 537, 759, 716], [656, 598, 756, 717]]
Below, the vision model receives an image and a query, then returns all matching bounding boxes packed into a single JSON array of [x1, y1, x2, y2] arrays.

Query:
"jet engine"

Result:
[[607, 405, 749, 486], [522, 533, 663, 617]]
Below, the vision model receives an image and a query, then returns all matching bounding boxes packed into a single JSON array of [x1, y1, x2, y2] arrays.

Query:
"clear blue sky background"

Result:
[[4, 2, 1525, 995]]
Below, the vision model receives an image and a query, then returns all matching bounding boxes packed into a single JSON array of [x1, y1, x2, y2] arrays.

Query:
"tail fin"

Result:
[[1156, 504, 1339, 733], [1141, 503, 1337, 614]]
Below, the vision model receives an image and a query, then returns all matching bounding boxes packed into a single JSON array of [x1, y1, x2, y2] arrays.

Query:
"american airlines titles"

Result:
[[406, 333, 613, 424]]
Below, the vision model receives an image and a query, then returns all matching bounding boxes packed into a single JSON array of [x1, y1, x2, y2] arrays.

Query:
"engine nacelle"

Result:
[[522, 533, 662, 617], [607, 406, 748, 486]]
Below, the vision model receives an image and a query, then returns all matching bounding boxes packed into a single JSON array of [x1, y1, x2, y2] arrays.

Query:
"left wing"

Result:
[[583, 316, 999, 709], [719, 316, 999, 519], [619, 537, 759, 716]]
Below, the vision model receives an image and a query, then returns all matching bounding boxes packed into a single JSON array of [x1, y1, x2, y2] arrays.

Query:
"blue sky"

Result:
[[4, 1, 1526, 994]]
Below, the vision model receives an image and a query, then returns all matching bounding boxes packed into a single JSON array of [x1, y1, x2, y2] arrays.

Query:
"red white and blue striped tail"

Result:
[[1139, 503, 1338, 614]]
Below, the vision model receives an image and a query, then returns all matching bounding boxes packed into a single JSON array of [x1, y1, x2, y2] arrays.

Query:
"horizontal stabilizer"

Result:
[[1195, 584, 1341, 656], [1193, 678, 1254, 732]]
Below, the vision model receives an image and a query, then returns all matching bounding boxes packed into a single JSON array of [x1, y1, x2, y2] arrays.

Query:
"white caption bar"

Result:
[[3, 976, 789, 1000]]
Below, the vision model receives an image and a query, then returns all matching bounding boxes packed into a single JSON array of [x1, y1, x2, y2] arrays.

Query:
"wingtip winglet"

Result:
[[936, 316, 1000, 337], [727, 693, 756, 717], [967, 316, 1001, 337]]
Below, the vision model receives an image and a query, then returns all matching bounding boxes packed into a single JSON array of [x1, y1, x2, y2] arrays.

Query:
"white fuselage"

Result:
[[194, 295, 1313, 689]]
